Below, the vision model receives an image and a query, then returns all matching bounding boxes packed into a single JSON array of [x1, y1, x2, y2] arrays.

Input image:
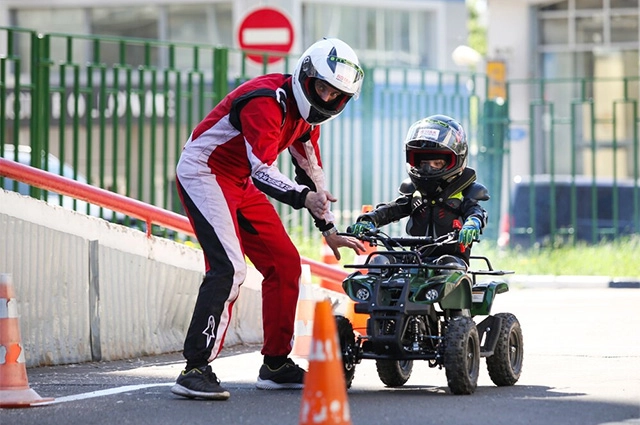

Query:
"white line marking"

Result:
[[242, 28, 290, 45], [40, 383, 174, 405]]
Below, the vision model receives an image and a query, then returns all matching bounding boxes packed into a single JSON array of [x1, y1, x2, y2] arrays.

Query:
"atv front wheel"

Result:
[[335, 315, 357, 389], [376, 359, 413, 387], [443, 316, 480, 395], [486, 312, 523, 386]]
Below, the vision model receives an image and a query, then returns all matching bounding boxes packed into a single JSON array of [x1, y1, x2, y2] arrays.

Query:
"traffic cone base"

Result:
[[0, 388, 53, 408], [299, 300, 351, 425], [0, 273, 54, 408]]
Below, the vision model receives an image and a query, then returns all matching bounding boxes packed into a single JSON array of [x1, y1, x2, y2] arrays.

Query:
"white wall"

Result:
[[0, 189, 263, 366], [0, 188, 350, 367], [487, 0, 533, 181]]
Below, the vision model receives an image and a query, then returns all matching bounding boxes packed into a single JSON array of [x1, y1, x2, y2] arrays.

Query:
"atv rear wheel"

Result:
[[375, 359, 413, 387], [335, 315, 357, 389], [443, 316, 480, 395], [486, 312, 523, 386]]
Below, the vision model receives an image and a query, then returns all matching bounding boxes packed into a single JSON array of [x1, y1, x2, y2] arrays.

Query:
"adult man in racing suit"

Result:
[[170, 38, 366, 400]]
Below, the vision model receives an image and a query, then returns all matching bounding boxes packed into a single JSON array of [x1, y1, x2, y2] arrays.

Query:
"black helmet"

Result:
[[405, 115, 468, 192]]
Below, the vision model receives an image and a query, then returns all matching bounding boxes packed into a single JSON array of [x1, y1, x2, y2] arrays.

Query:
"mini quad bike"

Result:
[[335, 229, 524, 395]]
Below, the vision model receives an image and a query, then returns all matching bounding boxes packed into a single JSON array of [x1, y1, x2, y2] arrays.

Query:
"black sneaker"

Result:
[[170, 365, 230, 400], [256, 358, 306, 390]]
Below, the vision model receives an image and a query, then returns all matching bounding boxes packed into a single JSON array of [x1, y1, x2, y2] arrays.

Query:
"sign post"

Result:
[[486, 60, 507, 100], [237, 7, 295, 66]]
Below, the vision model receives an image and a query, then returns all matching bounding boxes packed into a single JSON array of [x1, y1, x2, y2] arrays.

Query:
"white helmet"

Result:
[[292, 38, 364, 125]]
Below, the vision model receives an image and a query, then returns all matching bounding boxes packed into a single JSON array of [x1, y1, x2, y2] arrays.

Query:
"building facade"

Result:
[[487, 0, 639, 179], [0, 0, 468, 72]]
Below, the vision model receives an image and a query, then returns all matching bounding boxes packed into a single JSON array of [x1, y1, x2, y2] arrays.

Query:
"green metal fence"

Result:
[[1, 28, 230, 228], [4, 27, 637, 248], [504, 76, 640, 247]]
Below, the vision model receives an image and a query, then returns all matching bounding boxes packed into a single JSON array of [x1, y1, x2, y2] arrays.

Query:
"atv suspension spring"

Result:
[[412, 318, 420, 351]]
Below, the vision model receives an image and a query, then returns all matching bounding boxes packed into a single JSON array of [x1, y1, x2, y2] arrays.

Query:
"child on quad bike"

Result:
[[349, 114, 489, 267]]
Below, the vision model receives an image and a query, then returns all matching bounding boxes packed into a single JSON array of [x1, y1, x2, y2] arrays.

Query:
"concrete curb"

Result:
[[506, 275, 640, 289]]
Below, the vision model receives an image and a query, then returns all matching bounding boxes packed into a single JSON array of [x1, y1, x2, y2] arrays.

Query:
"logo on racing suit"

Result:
[[202, 315, 216, 348], [254, 170, 294, 190]]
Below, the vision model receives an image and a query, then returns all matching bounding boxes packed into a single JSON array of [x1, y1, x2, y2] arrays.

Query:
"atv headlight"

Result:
[[424, 288, 439, 301], [355, 287, 370, 301]]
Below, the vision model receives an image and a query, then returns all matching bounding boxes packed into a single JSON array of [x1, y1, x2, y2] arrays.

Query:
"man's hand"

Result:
[[459, 217, 481, 247], [325, 232, 366, 261], [305, 190, 336, 220]]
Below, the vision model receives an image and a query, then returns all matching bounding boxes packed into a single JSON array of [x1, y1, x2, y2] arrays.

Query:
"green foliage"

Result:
[[474, 236, 640, 278], [467, 0, 487, 57], [182, 225, 639, 278]]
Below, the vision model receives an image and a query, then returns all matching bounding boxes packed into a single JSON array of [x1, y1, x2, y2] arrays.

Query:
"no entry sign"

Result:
[[237, 7, 294, 65]]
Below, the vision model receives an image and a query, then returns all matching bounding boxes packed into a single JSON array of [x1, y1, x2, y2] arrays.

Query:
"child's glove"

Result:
[[459, 217, 481, 247], [347, 221, 375, 236]]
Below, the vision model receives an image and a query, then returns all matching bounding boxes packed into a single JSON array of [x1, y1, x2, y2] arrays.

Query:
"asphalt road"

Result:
[[1, 287, 639, 425]]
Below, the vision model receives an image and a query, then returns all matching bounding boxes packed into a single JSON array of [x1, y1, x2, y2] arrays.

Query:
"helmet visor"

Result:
[[326, 55, 364, 99], [301, 76, 352, 122], [408, 150, 456, 175]]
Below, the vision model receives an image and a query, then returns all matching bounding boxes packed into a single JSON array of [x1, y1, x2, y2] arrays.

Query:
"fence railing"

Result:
[[504, 76, 640, 247], [2, 26, 638, 248]]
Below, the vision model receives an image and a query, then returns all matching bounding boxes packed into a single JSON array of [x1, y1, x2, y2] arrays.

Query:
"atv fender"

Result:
[[476, 314, 503, 357], [439, 276, 473, 310], [470, 281, 509, 316]]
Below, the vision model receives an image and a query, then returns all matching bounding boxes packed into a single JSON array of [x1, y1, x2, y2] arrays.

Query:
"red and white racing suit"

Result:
[[175, 74, 333, 366]]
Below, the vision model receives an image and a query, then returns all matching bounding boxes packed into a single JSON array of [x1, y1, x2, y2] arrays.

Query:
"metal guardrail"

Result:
[[0, 157, 349, 285]]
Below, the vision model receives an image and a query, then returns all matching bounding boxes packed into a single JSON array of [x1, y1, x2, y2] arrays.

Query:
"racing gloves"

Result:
[[459, 217, 481, 247], [347, 220, 375, 236]]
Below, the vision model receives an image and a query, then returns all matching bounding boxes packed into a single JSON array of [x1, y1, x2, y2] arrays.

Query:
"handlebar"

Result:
[[341, 228, 511, 275], [340, 228, 460, 251]]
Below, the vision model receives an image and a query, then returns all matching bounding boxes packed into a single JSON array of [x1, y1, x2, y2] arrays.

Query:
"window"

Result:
[[537, 0, 639, 75], [167, 3, 233, 47], [301, 4, 433, 67], [12, 8, 88, 74], [91, 7, 159, 40], [13, 8, 86, 34], [576, 15, 604, 44], [541, 1, 569, 11], [90, 7, 160, 67], [575, 0, 604, 10], [540, 17, 569, 44], [611, 13, 639, 42], [611, 0, 639, 8]]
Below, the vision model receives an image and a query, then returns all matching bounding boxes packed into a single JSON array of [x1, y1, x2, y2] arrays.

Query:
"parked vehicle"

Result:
[[499, 174, 640, 248], [336, 228, 523, 395]]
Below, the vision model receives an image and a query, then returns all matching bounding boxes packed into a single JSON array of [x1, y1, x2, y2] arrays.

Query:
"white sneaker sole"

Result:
[[255, 378, 304, 390], [170, 383, 231, 400]]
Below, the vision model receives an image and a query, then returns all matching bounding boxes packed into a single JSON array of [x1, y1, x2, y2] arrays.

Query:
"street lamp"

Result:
[[451, 45, 483, 68]]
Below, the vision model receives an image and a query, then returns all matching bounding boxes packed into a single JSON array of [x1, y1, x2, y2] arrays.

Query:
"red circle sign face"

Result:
[[237, 7, 295, 65]]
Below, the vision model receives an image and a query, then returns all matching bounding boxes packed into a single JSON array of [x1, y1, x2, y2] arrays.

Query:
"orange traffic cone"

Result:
[[292, 281, 315, 358], [0, 273, 53, 408], [299, 299, 351, 425]]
